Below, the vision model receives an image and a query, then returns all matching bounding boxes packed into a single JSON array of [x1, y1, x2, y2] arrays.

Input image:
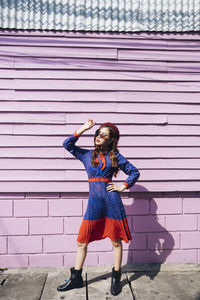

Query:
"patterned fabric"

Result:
[[63, 133, 140, 243], [0, 0, 199, 32]]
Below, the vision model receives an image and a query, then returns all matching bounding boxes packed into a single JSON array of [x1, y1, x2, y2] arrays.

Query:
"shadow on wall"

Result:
[[123, 185, 175, 279]]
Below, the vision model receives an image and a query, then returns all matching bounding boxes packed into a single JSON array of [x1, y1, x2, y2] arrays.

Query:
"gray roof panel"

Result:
[[0, 0, 200, 32]]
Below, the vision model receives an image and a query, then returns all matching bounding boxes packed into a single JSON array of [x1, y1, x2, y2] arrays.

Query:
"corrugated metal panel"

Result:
[[0, 0, 200, 32]]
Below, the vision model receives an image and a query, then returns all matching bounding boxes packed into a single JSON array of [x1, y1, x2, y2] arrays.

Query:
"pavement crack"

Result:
[[38, 273, 48, 300], [85, 272, 89, 300], [0, 278, 6, 287], [125, 273, 136, 300]]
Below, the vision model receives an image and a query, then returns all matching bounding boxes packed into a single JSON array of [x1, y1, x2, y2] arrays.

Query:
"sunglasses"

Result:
[[95, 130, 109, 139]]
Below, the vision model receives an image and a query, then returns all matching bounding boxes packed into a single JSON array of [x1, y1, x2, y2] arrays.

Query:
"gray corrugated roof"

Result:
[[0, 0, 200, 32]]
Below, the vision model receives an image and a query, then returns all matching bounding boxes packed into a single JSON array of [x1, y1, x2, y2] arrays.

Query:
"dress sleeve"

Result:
[[117, 152, 140, 189], [63, 131, 89, 162]]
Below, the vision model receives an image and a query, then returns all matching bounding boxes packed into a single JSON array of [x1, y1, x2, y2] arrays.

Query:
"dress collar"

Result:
[[94, 154, 106, 170]]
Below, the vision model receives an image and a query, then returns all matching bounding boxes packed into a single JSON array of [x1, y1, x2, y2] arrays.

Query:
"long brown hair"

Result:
[[91, 125, 119, 177]]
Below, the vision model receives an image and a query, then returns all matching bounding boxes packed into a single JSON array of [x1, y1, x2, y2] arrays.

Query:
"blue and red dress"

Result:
[[63, 132, 140, 244]]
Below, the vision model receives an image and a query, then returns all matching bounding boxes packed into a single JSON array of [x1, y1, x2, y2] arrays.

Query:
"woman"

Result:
[[57, 119, 140, 296]]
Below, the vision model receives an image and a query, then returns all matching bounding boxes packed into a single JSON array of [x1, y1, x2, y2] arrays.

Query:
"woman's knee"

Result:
[[77, 241, 88, 250], [112, 239, 122, 248]]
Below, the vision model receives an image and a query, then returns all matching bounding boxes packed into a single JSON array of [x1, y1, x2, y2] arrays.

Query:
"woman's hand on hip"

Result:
[[106, 182, 126, 193]]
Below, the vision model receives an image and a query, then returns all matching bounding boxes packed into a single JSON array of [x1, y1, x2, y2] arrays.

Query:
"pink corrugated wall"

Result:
[[0, 30, 200, 267]]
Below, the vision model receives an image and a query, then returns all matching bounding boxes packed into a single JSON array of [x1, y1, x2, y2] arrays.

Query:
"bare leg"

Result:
[[57, 241, 87, 291], [112, 239, 122, 271], [75, 242, 88, 270]]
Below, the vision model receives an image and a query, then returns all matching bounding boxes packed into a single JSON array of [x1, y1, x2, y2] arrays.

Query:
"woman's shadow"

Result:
[[87, 185, 175, 287], [122, 185, 175, 282]]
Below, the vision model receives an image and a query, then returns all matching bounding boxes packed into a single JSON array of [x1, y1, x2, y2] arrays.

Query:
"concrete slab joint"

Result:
[[0, 264, 200, 300]]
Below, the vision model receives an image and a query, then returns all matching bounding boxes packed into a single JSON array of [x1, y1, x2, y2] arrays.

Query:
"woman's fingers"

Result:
[[88, 119, 96, 128], [106, 183, 113, 189], [83, 119, 96, 131], [106, 183, 117, 192]]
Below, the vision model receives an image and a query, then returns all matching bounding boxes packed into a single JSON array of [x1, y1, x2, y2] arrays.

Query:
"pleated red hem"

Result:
[[77, 216, 132, 244]]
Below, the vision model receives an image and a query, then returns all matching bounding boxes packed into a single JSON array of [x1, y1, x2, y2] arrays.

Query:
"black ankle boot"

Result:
[[110, 267, 122, 296], [57, 267, 83, 292]]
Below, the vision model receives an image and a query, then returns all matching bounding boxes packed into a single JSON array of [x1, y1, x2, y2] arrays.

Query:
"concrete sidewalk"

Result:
[[0, 264, 200, 300]]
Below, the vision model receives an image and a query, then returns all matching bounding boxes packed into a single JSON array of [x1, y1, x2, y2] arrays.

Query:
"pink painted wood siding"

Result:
[[0, 30, 200, 193]]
